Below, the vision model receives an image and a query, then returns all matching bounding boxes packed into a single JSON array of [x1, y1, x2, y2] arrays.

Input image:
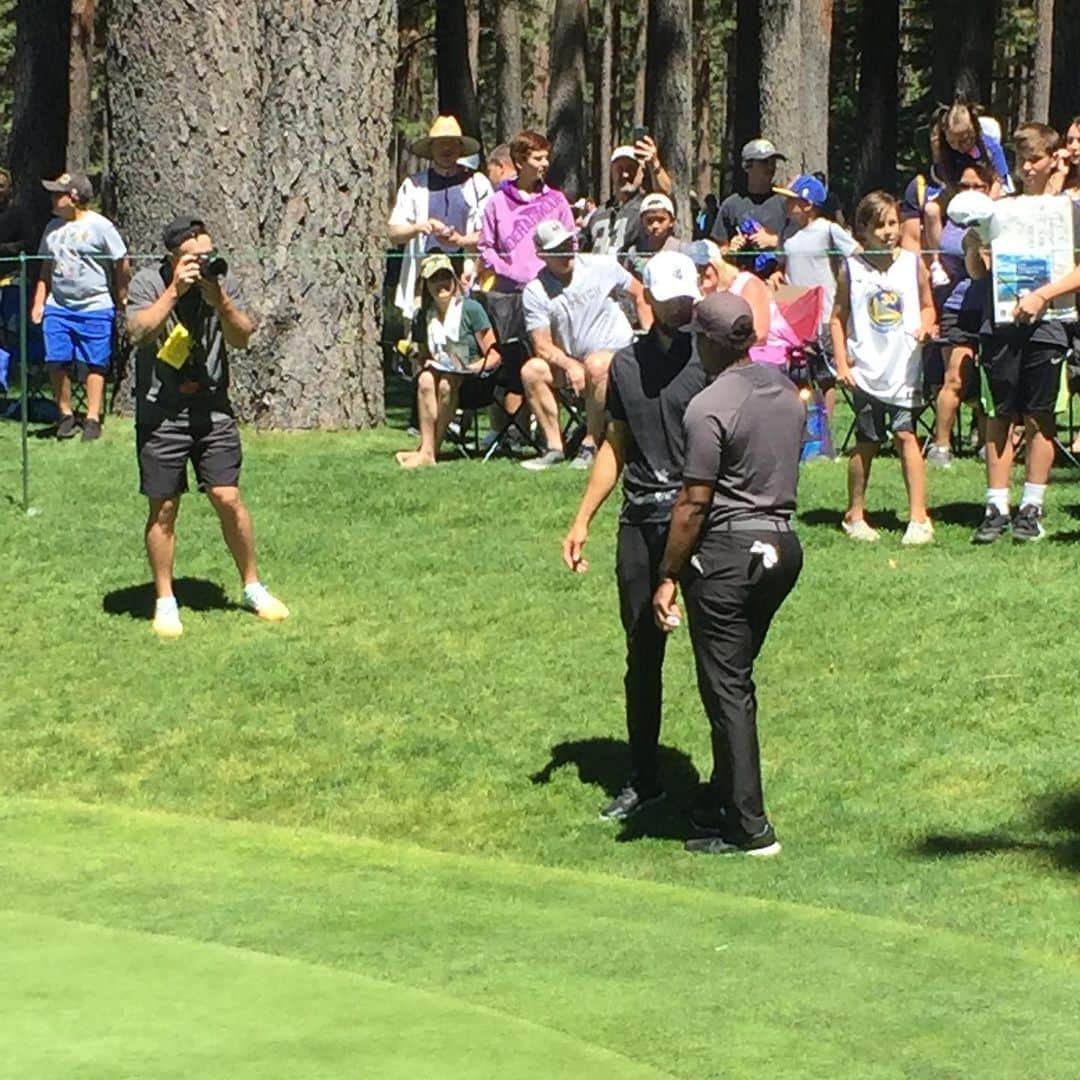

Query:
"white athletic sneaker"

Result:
[[842, 518, 880, 542], [901, 519, 935, 546], [926, 444, 953, 469], [152, 602, 183, 639]]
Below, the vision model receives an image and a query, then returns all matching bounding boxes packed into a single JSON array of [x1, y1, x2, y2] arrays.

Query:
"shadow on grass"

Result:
[[103, 577, 238, 621], [530, 737, 703, 843], [799, 507, 905, 532], [916, 791, 1079, 873], [928, 501, 985, 528]]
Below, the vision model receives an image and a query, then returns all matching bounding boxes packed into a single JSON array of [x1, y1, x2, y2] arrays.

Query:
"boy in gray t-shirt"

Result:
[[31, 172, 129, 441]]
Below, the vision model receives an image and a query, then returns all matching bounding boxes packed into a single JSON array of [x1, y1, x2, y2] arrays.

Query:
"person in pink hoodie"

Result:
[[479, 130, 575, 294]]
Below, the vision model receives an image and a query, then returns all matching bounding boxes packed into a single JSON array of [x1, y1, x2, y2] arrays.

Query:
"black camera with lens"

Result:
[[197, 251, 229, 280]]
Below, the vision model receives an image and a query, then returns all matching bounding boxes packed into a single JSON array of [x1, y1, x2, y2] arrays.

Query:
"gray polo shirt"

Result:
[[128, 263, 245, 426], [682, 362, 804, 528]]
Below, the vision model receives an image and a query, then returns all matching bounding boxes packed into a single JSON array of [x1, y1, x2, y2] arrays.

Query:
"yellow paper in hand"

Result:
[[157, 323, 192, 370]]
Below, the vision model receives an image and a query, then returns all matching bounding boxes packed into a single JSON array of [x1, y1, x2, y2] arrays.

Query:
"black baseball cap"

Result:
[[162, 213, 208, 250], [690, 292, 757, 356]]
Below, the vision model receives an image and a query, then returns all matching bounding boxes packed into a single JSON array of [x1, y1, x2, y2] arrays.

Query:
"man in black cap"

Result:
[[126, 214, 288, 639], [653, 291, 804, 856]]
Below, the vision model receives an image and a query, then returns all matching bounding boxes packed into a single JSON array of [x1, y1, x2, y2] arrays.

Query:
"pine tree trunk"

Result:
[[852, 0, 899, 195], [495, 0, 523, 143], [591, 0, 613, 203], [759, 0, 803, 170], [527, 0, 553, 132], [435, 0, 481, 141], [466, 0, 480, 95], [7, 0, 69, 235], [1051, 0, 1080, 128], [396, 0, 425, 195], [547, 0, 587, 199], [932, 0, 996, 108], [645, 0, 692, 231], [632, 0, 649, 128], [611, 0, 623, 147], [1031, 0, 1053, 123], [800, 0, 831, 175], [108, 0, 395, 429], [67, 0, 95, 171], [692, 0, 712, 199]]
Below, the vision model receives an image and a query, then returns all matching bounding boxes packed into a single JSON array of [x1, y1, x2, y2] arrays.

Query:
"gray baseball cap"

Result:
[[42, 171, 93, 203], [691, 292, 757, 356], [533, 219, 576, 252], [741, 138, 786, 163]]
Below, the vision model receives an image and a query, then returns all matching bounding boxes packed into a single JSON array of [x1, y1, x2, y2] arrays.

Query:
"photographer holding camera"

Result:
[[126, 214, 288, 638]]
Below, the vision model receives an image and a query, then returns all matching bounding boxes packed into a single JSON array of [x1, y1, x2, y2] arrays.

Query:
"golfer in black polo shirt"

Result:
[[653, 292, 804, 856], [562, 251, 706, 821]]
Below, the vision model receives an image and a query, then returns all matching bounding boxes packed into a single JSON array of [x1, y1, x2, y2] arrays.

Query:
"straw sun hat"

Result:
[[410, 116, 480, 159]]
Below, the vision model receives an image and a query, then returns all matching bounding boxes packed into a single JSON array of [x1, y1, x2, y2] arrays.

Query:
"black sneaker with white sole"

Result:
[[56, 413, 78, 439], [971, 504, 1010, 545], [684, 823, 781, 857], [600, 784, 664, 822], [1011, 503, 1045, 543]]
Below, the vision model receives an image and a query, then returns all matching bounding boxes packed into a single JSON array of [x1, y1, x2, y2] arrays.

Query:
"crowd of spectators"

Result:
[[388, 102, 1080, 546]]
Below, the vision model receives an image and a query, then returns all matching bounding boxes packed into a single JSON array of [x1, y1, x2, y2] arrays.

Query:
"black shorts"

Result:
[[981, 337, 1064, 418], [137, 415, 242, 499], [939, 307, 981, 347]]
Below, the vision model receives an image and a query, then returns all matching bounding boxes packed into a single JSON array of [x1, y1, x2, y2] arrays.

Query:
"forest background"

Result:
[[0, 0, 1077, 429]]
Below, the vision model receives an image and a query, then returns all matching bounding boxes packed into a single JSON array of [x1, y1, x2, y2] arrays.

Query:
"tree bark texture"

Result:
[[547, 0, 586, 199], [108, 0, 395, 429], [7, 0, 70, 238], [853, 0, 899, 196], [758, 0, 803, 171], [632, 0, 649, 129], [800, 0, 831, 175], [436, 0, 481, 144], [932, 0, 996, 109], [692, 0, 712, 198], [591, 0, 613, 203], [526, 0, 553, 133], [466, 0, 480, 97], [645, 0, 692, 233], [495, 0, 523, 143], [67, 0, 95, 172], [1051, 0, 1080, 128], [1031, 0, 1053, 124], [395, 0, 426, 193]]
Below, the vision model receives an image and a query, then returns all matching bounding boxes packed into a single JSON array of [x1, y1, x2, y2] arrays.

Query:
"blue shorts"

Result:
[[43, 306, 114, 370]]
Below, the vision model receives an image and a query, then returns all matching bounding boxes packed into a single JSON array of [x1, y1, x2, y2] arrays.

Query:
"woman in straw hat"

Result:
[[388, 115, 492, 322]]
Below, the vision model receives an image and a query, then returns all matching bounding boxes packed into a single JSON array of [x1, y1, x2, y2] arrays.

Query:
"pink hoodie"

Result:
[[479, 180, 575, 291]]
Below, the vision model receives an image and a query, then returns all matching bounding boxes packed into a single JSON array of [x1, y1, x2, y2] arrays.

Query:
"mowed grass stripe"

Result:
[[3, 910, 671, 1080], [2, 799, 1077, 1080]]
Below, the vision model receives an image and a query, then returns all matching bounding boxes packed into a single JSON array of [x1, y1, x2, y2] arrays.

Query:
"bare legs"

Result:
[[396, 368, 460, 468], [845, 430, 927, 525], [146, 486, 259, 599]]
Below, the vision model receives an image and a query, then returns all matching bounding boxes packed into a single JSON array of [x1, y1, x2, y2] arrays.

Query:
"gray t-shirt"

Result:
[[682, 362, 804, 528], [39, 210, 127, 311], [128, 262, 246, 426], [782, 218, 859, 330], [710, 192, 790, 245], [522, 254, 635, 358]]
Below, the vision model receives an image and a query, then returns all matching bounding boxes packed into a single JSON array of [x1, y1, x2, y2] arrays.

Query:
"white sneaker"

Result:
[[152, 602, 183, 639], [243, 583, 290, 622], [842, 518, 880, 542], [930, 260, 950, 288], [926, 444, 953, 469], [902, 519, 934, 546]]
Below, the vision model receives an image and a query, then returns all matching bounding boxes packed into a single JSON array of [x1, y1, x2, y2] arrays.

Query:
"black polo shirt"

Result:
[[710, 191, 790, 246], [607, 327, 707, 524]]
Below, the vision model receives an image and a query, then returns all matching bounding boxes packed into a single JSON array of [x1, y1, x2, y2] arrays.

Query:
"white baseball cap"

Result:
[[533, 219, 577, 252], [741, 138, 786, 163], [610, 145, 638, 164], [946, 190, 998, 241], [643, 251, 701, 302], [640, 193, 675, 217]]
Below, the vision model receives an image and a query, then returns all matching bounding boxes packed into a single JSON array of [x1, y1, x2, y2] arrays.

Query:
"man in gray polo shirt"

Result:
[[126, 213, 288, 639], [653, 291, 804, 856]]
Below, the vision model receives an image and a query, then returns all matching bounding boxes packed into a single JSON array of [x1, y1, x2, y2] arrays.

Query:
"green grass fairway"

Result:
[[1, 414, 1078, 1078]]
